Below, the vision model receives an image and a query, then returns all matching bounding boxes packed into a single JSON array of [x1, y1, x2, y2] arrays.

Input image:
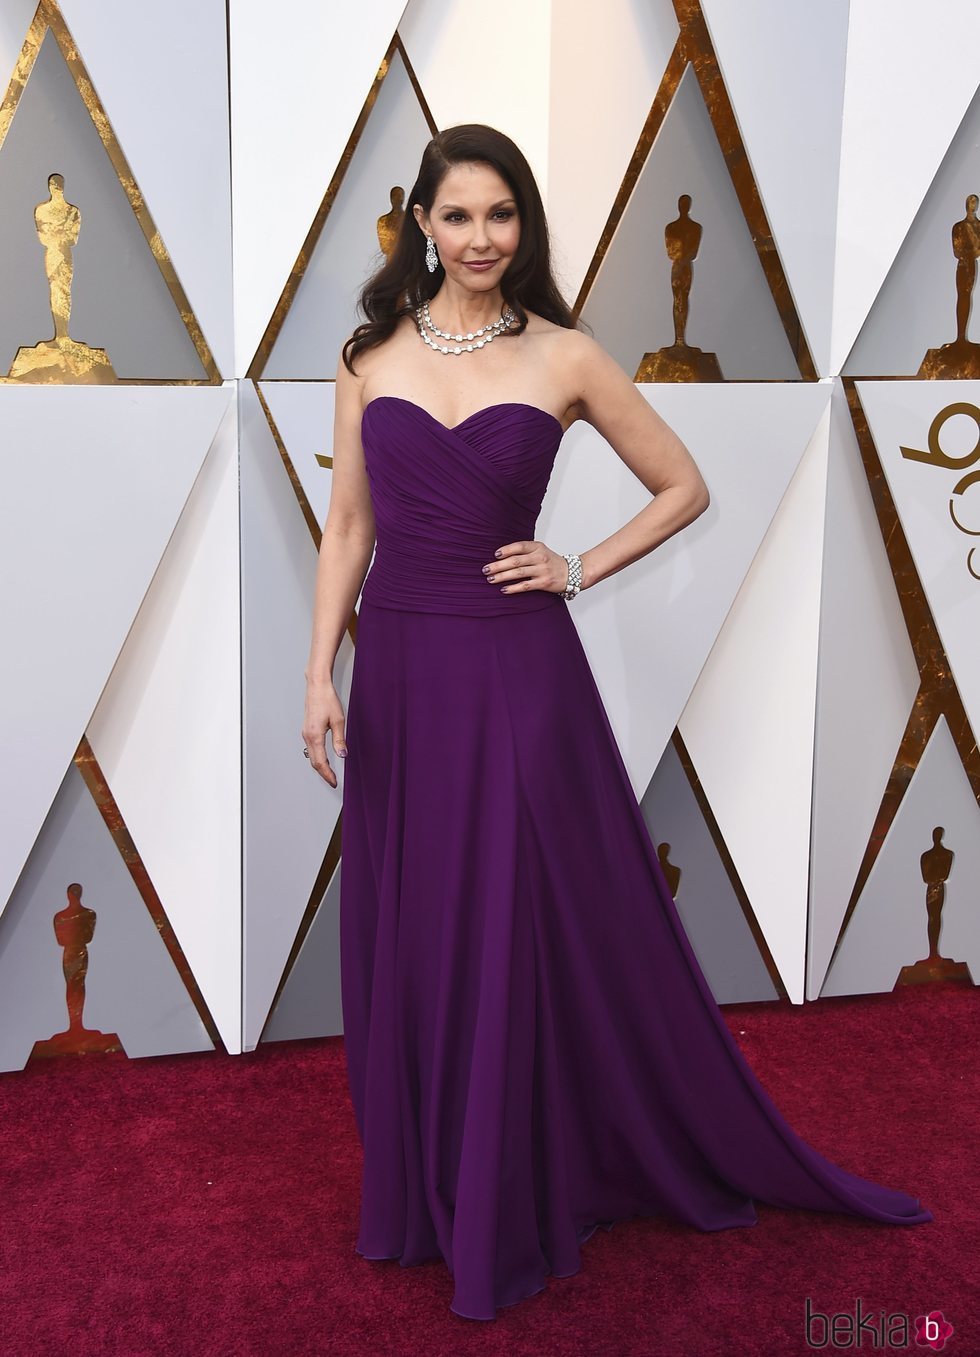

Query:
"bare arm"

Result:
[[302, 349, 377, 786], [482, 330, 710, 599], [570, 331, 709, 591]]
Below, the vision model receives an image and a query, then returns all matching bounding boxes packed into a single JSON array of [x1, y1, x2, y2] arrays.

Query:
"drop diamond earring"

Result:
[[425, 234, 439, 273]]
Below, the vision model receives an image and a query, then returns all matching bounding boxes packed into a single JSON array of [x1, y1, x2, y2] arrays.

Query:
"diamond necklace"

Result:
[[422, 300, 514, 341], [416, 302, 516, 354]]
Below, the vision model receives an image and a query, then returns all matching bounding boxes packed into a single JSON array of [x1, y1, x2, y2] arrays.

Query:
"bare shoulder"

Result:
[[521, 309, 590, 369], [523, 312, 601, 366], [336, 314, 415, 408], [558, 326, 605, 378], [555, 327, 658, 435], [520, 315, 626, 422]]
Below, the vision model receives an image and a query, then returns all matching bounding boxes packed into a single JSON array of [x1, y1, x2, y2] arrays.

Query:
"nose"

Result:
[[470, 220, 491, 250]]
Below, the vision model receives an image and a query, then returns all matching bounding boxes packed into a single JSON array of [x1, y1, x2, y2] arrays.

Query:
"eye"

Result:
[[441, 209, 516, 223]]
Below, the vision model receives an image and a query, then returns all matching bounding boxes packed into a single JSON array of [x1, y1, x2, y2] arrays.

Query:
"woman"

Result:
[[303, 124, 931, 1323]]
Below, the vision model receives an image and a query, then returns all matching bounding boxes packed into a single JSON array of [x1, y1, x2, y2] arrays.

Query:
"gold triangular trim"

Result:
[[257, 818, 343, 1045], [0, 0, 221, 385], [247, 29, 438, 379], [821, 381, 980, 985], [574, 0, 816, 381], [72, 734, 227, 1051], [671, 728, 790, 1001]]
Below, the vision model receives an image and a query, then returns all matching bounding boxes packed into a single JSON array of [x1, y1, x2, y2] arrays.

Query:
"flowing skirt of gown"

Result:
[[339, 396, 932, 1322]]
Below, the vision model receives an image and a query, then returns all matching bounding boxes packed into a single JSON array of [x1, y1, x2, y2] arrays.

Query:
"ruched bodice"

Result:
[[359, 395, 566, 616]]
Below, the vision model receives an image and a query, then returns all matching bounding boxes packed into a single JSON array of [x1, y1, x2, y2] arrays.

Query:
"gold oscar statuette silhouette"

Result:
[[7, 172, 117, 383], [635, 194, 722, 382], [918, 193, 980, 379], [656, 842, 682, 900], [896, 827, 972, 986], [377, 186, 406, 260], [28, 882, 125, 1059]]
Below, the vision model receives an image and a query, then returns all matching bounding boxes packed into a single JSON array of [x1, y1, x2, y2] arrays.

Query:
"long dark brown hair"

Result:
[[342, 123, 586, 374]]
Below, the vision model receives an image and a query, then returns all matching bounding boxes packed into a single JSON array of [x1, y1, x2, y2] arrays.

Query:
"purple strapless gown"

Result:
[[339, 395, 932, 1322]]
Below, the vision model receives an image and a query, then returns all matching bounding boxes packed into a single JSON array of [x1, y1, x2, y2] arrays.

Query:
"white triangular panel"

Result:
[[580, 62, 799, 381], [0, 763, 213, 1071], [263, 46, 431, 380], [678, 395, 831, 1003], [262, 865, 342, 1044], [399, 0, 551, 196], [843, 75, 980, 378], [1, 26, 207, 379], [258, 381, 335, 530], [58, 0, 233, 376], [0, 385, 233, 919], [230, 0, 405, 374], [537, 382, 829, 801], [546, 0, 678, 299], [831, 2, 980, 373], [0, 0, 40, 75], [821, 716, 980, 995], [239, 382, 356, 1051], [701, 0, 848, 376], [807, 380, 920, 997], [86, 396, 241, 1054], [641, 740, 778, 1006], [860, 380, 980, 749]]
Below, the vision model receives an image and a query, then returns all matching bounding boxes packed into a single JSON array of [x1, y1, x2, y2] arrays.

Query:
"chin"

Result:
[[457, 264, 510, 284]]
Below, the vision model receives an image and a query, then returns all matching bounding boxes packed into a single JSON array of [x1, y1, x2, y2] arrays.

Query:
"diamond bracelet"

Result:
[[561, 552, 583, 601]]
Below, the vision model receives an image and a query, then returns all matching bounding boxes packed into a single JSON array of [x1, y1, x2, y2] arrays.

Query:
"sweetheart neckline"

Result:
[[362, 394, 565, 437]]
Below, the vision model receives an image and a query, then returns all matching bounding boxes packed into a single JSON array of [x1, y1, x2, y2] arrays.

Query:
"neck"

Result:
[[427, 280, 507, 333]]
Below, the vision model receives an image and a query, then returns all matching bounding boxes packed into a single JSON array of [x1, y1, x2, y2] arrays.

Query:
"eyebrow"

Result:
[[437, 198, 516, 211]]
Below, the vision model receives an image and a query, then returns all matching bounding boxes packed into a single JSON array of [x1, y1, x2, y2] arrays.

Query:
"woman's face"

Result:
[[414, 160, 521, 292]]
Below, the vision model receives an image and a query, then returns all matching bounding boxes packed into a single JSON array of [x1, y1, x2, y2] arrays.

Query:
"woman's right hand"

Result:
[[302, 677, 347, 787]]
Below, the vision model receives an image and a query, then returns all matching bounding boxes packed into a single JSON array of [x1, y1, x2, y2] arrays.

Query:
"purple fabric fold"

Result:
[[340, 399, 933, 1322], [359, 396, 564, 616]]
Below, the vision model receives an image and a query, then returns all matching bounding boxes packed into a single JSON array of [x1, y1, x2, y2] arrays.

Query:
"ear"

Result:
[[412, 203, 429, 235]]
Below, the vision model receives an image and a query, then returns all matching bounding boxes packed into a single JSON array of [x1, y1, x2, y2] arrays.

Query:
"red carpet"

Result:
[[1, 980, 974, 1356]]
